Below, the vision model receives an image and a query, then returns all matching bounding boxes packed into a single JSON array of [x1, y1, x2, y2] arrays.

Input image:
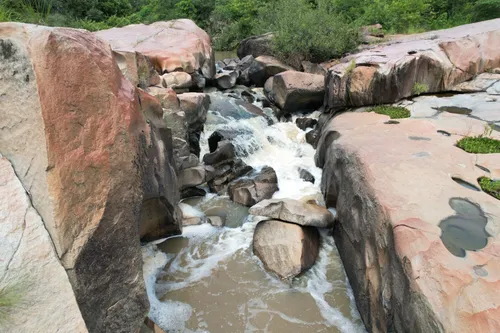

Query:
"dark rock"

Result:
[[181, 187, 207, 199], [237, 32, 274, 59], [208, 158, 254, 194], [299, 168, 315, 183], [296, 117, 318, 130], [248, 56, 294, 87], [301, 61, 327, 76], [228, 166, 279, 206], [215, 71, 238, 89], [203, 141, 236, 165], [306, 130, 319, 147]]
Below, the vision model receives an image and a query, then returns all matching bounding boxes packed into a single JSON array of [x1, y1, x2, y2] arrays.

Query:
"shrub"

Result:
[[479, 177, 500, 200], [456, 136, 500, 154], [369, 105, 411, 119], [412, 82, 429, 95]]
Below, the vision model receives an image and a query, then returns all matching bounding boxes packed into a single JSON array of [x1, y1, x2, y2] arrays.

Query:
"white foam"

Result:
[[179, 202, 205, 219]]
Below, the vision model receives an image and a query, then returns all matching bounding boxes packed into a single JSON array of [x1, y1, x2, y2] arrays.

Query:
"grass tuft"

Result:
[[369, 105, 411, 119], [479, 177, 500, 200], [456, 136, 500, 154], [0, 281, 25, 326], [412, 82, 429, 95]]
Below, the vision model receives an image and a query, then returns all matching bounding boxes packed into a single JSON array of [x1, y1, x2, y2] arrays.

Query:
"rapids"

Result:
[[142, 90, 365, 332]]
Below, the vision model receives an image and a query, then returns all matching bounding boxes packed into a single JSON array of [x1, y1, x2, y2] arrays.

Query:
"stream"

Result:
[[142, 88, 365, 332]]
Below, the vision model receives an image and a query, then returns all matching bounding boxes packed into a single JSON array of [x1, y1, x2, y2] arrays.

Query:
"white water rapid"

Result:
[[142, 90, 365, 333]]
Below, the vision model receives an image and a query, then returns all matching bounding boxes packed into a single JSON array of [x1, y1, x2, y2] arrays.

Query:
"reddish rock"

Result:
[[0, 23, 149, 332], [248, 55, 294, 86], [113, 50, 161, 88], [325, 19, 500, 110], [316, 111, 500, 333], [269, 71, 325, 112], [96, 19, 215, 78]]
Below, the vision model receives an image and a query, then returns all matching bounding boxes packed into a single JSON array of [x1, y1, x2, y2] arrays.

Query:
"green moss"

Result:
[[345, 60, 356, 76], [369, 105, 411, 119], [479, 177, 500, 200], [412, 82, 429, 95], [0, 282, 25, 326], [456, 136, 500, 154]]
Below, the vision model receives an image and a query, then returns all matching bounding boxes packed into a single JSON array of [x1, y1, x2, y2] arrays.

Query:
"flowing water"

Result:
[[142, 91, 365, 333]]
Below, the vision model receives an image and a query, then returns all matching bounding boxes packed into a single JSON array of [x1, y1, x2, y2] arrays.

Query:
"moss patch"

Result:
[[369, 105, 411, 119], [479, 177, 500, 200], [456, 136, 500, 154], [0, 282, 25, 326]]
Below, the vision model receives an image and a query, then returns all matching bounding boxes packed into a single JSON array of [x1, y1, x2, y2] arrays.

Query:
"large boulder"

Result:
[[248, 56, 294, 87], [315, 111, 500, 333], [253, 220, 319, 279], [0, 156, 88, 332], [215, 71, 238, 89], [113, 50, 161, 88], [228, 166, 279, 206], [161, 71, 193, 91], [269, 71, 325, 112], [325, 19, 500, 111], [249, 199, 334, 228], [95, 19, 215, 79], [177, 93, 210, 157], [237, 32, 274, 59], [0, 23, 148, 332]]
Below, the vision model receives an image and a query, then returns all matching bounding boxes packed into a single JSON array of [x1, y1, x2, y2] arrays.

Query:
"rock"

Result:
[[113, 50, 161, 88], [248, 56, 294, 87], [0, 156, 88, 332], [215, 71, 238, 89], [298, 168, 315, 183], [143, 317, 167, 333], [325, 19, 500, 111], [228, 166, 279, 206], [161, 71, 193, 90], [315, 111, 500, 333], [0, 23, 148, 332], [236, 55, 255, 85], [179, 165, 215, 189], [191, 72, 206, 89], [452, 73, 500, 92], [268, 71, 325, 112], [95, 19, 215, 79], [207, 216, 224, 227], [203, 141, 236, 165], [146, 86, 180, 109], [305, 129, 319, 147], [181, 187, 207, 199], [208, 159, 254, 194], [487, 81, 500, 95], [237, 32, 274, 59], [295, 117, 318, 130], [249, 199, 334, 228], [183, 216, 207, 226], [301, 61, 327, 76], [178, 93, 210, 157], [253, 220, 319, 279]]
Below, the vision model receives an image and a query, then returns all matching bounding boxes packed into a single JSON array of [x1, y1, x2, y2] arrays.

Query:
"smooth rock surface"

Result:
[[161, 71, 193, 90], [113, 50, 161, 88], [270, 71, 325, 112], [0, 156, 88, 333], [316, 111, 500, 333], [0, 23, 148, 332], [96, 19, 215, 78], [253, 220, 319, 279], [248, 56, 294, 87], [325, 19, 500, 110], [249, 199, 335, 228], [215, 71, 238, 89]]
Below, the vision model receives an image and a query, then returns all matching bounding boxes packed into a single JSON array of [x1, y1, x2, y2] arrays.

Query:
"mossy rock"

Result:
[[369, 105, 410, 119], [479, 177, 500, 200], [456, 136, 500, 154]]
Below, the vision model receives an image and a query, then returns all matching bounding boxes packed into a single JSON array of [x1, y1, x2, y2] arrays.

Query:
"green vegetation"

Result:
[[369, 105, 411, 119], [456, 136, 500, 154], [0, 281, 25, 326], [345, 60, 357, 76], [412, 82, 429, 95], [479, 177, 500, 200], [1, 0, 499, 59]]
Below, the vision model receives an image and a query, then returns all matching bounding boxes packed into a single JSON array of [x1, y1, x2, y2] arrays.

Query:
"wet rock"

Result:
[[203, 141, 236, 165], [96, 19, 215, 79], [296, 117, 318, 130], [305, 129, 319, 147], [237, 32, 274, 59], [236, 55, 255, 86], [215, 71, 238, 89], [181, 187, 207, 199], [191, 72, 207, 89], [178, 153, 199, 170], [325, 19, 500, 110], [241, 89, 256, 103], [183, 216, 207, 226], [143, 317, 167, 333], [253, 220, 319, 279], [113, 50, 161, 88], [208, 159, 254, 194], [270, 71, 325, 112], [161, 71, 193, 90], [178, 93, 210, 157], [248, 56, 294, 87], [315, 111, 500, 333], [0, 157, 88, 332], [228, 166, 279, 206], [208, 93, 269, 120], [249, 199, 334, 228], [207, 216, 224, 227], [0, 23, 148, 332], [298, 168, 315, 183], [179, 165, 215, 189]]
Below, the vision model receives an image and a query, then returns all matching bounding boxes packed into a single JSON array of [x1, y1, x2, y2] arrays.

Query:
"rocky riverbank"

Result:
[[1, 17, 499, 333]]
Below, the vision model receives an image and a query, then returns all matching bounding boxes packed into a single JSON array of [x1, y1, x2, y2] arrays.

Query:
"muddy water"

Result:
[[142, 91, 365, 332]]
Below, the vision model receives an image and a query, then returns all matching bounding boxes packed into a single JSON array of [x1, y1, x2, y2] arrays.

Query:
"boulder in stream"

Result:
[[296, 117, 318, 130], [253, 220, 319, 279], [248, 56, 294, 87], [237, 32, 274, 59], [215, 71, 238, 89], [298, 167, 315, 184], [269, 71, 325, 112], [228, 166, 279, 206], [249, 199, 335, 228]]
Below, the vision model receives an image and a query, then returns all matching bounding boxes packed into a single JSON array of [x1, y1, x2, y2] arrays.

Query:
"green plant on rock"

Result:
[[456, 136, 500, 154], [345, 60, 356, 77], [479, 177, 500, 200], [483, 124, 494, 138], [0, 280, 25, 327], [369, 105, 411, 119], [412, 82, 429, 95]]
